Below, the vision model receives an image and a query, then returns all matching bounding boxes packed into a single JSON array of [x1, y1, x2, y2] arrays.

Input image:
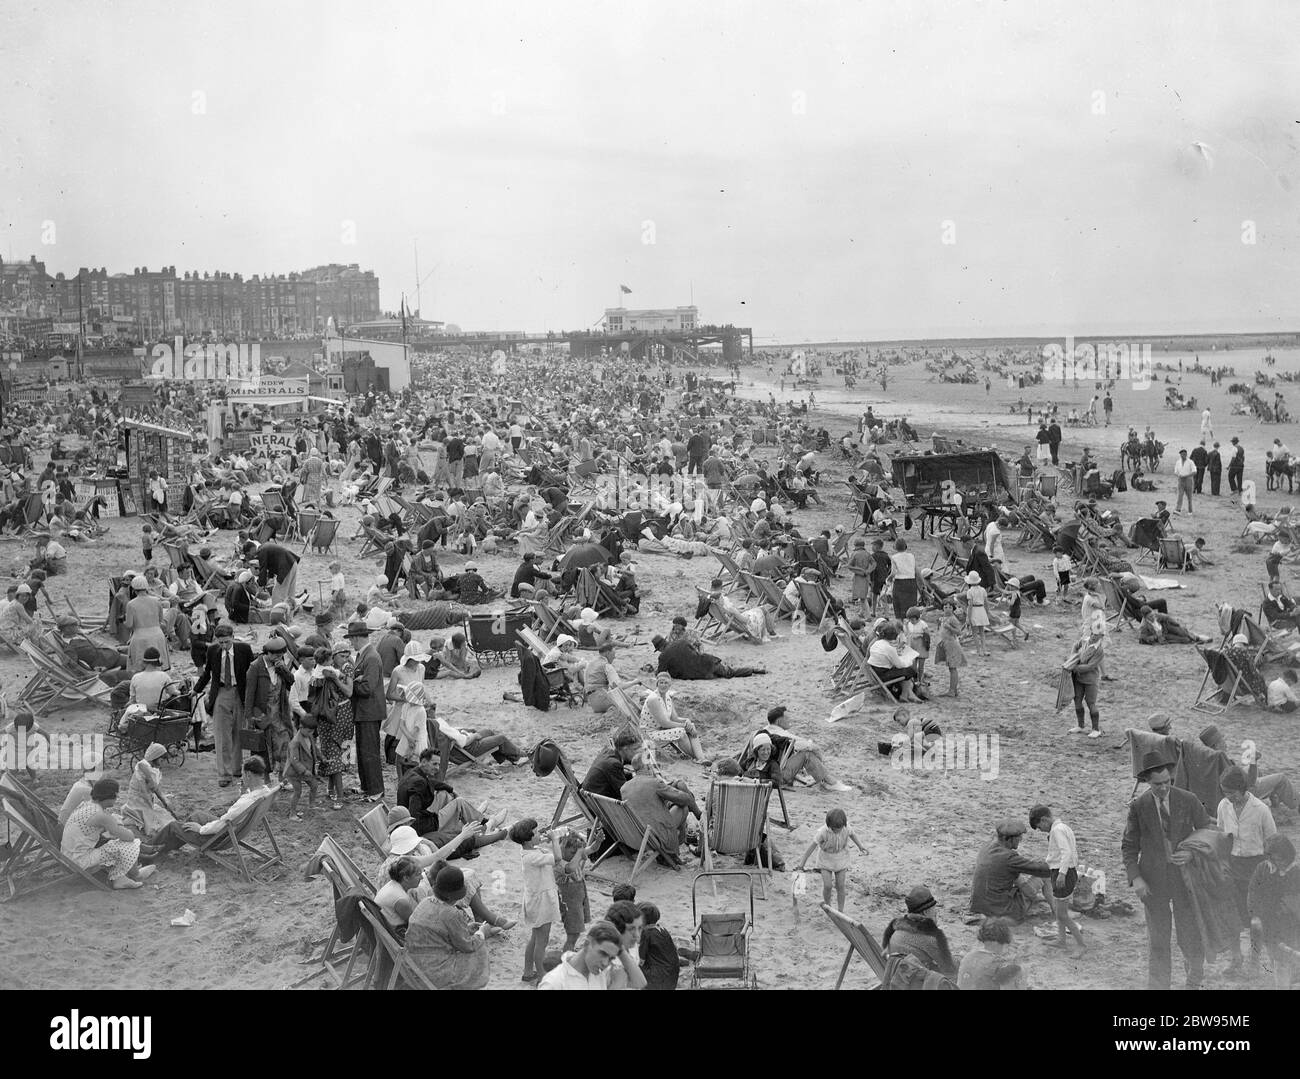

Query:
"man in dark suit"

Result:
[[193, 624, 253, 786], [1121, 753, 1213, 989], [346, 620, 386, 800], [1190, 441, 1208, 493], [224, 570, 256, 624], [1207, 442, 1223, 495], [1261, 580, 1300, 631]]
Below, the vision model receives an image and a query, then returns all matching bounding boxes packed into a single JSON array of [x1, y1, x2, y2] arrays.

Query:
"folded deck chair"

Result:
[[191, 791, 283, 882], [701, 778, 774, 898], [586, 792, 675, 884], [0, 782, 112, 901], [821, 903, 887, 989]]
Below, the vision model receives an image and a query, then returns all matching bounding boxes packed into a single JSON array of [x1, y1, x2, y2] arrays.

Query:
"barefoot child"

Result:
[[1029, 804, 1086, 955], [934, 616, 965, 698], [902, 606, 930, 685], [285, 724, 320, 821], [511, 818, 562, 984], [1052, 548, 1072, 598], [555, 824, 604, 950], [795, 807, 868, 912]]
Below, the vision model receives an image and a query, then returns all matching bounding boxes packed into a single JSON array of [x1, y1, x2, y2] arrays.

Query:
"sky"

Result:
[[2, 0, 1299, 342]]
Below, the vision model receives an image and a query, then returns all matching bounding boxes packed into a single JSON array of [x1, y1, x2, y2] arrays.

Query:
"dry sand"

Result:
[[3, 348, 1298, 990]]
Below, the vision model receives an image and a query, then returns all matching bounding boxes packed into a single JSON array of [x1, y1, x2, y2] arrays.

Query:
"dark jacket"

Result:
[[194, 641, 253, 713], [1207, 449, 1222, 473], [253, 543, 300, 587], [224, 581, 254, 623], [1121, 786, 1212, 899], [244, 655, 292, 724]]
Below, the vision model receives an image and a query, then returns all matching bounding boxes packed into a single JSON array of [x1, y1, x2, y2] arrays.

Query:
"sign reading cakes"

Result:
[[248, 432, 296, 456]]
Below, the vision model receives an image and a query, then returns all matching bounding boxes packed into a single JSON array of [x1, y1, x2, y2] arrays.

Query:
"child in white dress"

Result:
[[795, 808, 868, 911]]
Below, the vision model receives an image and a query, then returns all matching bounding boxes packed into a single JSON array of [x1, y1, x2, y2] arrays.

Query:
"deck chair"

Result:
[[303, 516, 340, 555], [821, 903, 887, 989], [190, 791, 284, 882], [690, 871, 758, 989], [831, 627, 899, 702], [586, 792, 676, 883], [549, 752, 599, 829], [1158, 536, 1190, 574], [18, 640, 113, 715], [532, 601, 581, 645], [1128, 518, 1163, 565], [292, 835, 376, 988], [359, 904, 441, 990], [701, 778, 774, 898], [742, 572, 793, 618], [712, 549, 746, 592], [1096, 577, 1138, 631], [15, 492, 46, 534], [795, 578, 833, 625], [259, 489, 286, 516], [577, 566, 629, 618], [695, 589, 762, 643], [1192, 647, 1264, 714], [356, 802, 392, 859], [0, 781, 112, 901]]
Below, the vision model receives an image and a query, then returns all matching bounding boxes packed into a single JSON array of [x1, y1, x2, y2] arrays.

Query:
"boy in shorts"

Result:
[[1031, 804, 1086, 956]]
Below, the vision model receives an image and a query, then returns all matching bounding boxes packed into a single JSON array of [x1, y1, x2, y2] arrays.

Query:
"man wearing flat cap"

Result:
[[1121, 749, 1213, 989], [969, 818, 1054, 921], [244, 637, 295, 779]]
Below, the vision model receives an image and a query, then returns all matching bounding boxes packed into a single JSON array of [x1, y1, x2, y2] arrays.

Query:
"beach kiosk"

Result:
[[123, 416, 193, 516]]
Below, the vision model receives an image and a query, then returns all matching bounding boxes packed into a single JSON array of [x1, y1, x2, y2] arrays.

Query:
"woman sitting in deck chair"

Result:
[[640, 672, 708, 763]]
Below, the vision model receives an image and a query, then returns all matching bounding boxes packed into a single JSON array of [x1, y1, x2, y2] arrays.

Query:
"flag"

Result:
[[619, 284, 632, 294]]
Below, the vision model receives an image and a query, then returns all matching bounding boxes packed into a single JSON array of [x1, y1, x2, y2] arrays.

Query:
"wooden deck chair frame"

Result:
[[291, 835, 377, 988], [821, 903, 887, 989], [259, 489, 286, 516], [304, 516, 340, 555], [742, 572, 792, 618], [579, 566, 629, 618], [831, 629, 899, 702], [694, 588, 760, 643], [18, 640, 113, 715], [712, 549, 746, 592], [191, 793, 284, 882], [795, 578, 832, 624], [0, 787, 112, 901], [359, 904, 441, 990], [1192, 646, 1262, 714], [549, 752, 599, 829], [586, 793, 672, 884], [1095, 577, 1138, 631], [701, 778, 773, 899], [532, 601, 580, 645], [1158, 536, 1189, 574]]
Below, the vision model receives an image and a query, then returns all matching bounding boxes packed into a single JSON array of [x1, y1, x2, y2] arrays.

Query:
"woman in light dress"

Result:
[[60, 778, 157, 890], [124, 575, 171, 672]]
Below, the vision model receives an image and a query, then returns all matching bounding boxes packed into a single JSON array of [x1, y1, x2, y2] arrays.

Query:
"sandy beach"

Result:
[[3, 346, 1299, 991]]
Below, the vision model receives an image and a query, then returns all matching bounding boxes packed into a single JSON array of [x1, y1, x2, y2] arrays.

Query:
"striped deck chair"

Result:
[[292, 835, 376, 988], [1158, 536, 1190, 574], [0, 777, 112, 901], [303, 516, 340, 555], [586, 792, 676, 883], [701, 778, 774, 898], [190, 791, 284, 882], [821, 903, 887, 989]]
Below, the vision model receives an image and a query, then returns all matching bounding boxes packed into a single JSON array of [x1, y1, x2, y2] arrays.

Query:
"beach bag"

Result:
[[933, 639, 947, 664]]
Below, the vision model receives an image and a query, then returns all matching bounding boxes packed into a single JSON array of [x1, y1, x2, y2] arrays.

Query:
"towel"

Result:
[[1176, 739, 1229, 814]]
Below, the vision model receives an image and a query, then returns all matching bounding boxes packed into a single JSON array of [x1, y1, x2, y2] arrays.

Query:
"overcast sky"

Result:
[[3, 0, 1298, 341]]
